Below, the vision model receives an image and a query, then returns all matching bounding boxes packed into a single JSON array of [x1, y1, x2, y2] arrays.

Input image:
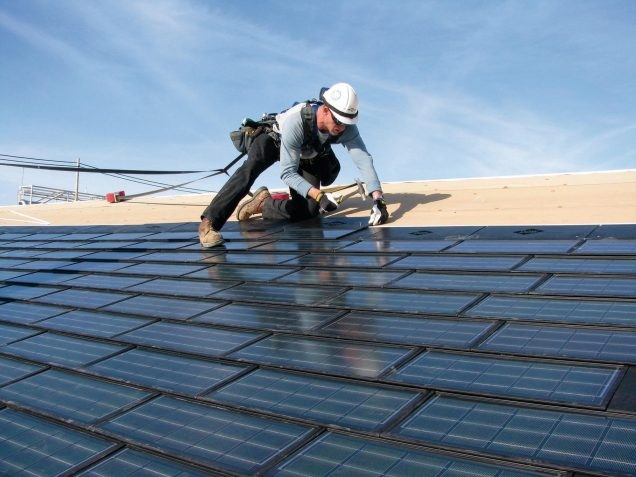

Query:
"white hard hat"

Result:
[[320, 83, 359, 125]]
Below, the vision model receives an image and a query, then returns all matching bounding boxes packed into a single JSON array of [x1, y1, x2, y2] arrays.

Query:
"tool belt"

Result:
[[300, 147, 340, 187]]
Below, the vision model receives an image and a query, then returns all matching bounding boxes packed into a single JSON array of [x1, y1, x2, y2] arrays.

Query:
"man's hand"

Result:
[[369, 198, 389, 226], [316, 192, 338, 213]]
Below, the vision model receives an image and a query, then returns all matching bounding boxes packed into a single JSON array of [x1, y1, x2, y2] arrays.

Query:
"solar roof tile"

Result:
[[518, 257, 636, 274], [78, 447, 223, 476], [0, 249, 48, 258], [206, 368, 420, 432], [250, 240, 354, 252], [230, 334, 412, 378], [63, 273, 150, 290], [387, 254, 527, 271], [388, 351, 621, 406], [536, 276, 636, 297], [284, 252, 403, 268], [203, 251, 304, 265], [33, 288, 132, 308], [575, 240, 636, 255], [10, 259, 76, 270], [319, 312, 494, 347], [0, 284, 59, 300], [1, 332, 126, 367], [0, 222, 635, 475], [30, 240, 90, 249], [276, 268, 404, 287], [0, 355, 44, 386], [77, 241, 142, 249], [123, 241, 193, 250], [31, 250, 94, 259], [142, 231, 197, 240], [126, 278, 239, 297], [103, 295, 223, 319], [466, 296, 636, 326], [479, 323, 636, 364], [52, 233, 107, 241], [447, 240, 578, 254], [269, 228, 358, 240], [471, 225, 595, 240], [0, 322, 40, 345], [213, 282, 346, 306], [118, 321, 263, 357], [80, 251, 149, 260], [8, 271, 84, 284], [0, 301, 69, 324], [94, 232, 154, 240], [391, 271, 543, 293], [392, 395, 636, 476], [0, 258, 33, 268], [116, 262, 208, 276], [589, 224, 636, 239], [327, 289, 480, 315], [0, 408, 116, 476], [0, 270, 30, 281], [37, 309, 151, 338], [338, 239, 453, 253], [87, 348, 247, 395], [0, 369, 151, 424], [98, 396, 315, 474], [0, 233, 32, 240], [185, 264, 298, 281], [359, 225, 483, 240], [269, 431, 554, 476], [59, 260, 137, 272], [1, 241, 49, 248], [131, 250, 221, 262], [193, 303, 341, 331]]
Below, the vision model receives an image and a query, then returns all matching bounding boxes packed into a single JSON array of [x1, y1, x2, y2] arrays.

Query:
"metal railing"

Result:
[[17, 185, 103, 205]]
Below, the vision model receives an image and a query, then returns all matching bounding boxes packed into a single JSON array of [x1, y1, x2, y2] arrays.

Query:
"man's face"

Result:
[[318, 106, 347, 136]]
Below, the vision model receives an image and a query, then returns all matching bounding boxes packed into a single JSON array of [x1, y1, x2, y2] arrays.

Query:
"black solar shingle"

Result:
[[0, 221, 635, 476]]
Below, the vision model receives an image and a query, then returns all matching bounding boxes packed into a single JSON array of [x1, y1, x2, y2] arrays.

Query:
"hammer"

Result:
[[332, 178, 366, 205]]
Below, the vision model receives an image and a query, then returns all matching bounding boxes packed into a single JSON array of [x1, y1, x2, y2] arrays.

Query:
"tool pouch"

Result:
[[318, 148, 341, 187], [230, 125, 265, 154]]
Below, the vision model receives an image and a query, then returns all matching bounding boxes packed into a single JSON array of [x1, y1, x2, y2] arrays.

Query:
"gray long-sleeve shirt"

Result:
[[275, 103, 382, 198]]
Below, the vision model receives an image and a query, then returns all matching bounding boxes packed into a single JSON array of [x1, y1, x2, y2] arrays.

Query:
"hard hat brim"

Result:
[[332, 110, 358, 125]]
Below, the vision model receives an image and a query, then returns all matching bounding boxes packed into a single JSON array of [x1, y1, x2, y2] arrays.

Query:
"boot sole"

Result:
[[236, 186, 269, 221], [200, 237, 224, 248]]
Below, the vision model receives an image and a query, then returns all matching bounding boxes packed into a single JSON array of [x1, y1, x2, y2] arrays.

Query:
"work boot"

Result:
[[198, 218, 224, 248], [236, 186, 271, 221]]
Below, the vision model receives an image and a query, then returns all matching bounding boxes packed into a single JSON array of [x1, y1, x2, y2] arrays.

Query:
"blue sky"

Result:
[[1, 0, 635, 206]]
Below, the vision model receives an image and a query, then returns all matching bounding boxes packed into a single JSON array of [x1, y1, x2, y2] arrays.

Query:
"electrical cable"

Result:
[[81, 163, 214, 194], [0, 162, 206, 174], [2, 150, 246, 202]]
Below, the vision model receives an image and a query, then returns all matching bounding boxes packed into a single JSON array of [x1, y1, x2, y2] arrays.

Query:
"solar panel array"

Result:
[[0, 219, 635, 476]]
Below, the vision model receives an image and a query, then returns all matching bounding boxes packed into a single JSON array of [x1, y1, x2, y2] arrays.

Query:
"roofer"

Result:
[[199, 82, 389, 247]]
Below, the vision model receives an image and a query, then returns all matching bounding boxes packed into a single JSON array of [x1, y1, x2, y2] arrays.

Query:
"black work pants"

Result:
[[201, 133, 339, 230]]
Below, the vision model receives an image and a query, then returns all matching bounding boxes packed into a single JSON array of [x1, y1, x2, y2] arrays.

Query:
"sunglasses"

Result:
[[329, 110, 345, 127]]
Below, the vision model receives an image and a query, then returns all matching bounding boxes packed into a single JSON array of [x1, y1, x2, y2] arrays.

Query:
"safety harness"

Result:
[[230, 100, 340, 156]]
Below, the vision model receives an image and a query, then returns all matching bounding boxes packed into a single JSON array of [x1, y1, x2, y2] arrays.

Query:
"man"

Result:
[[199, 82, 388, 248]]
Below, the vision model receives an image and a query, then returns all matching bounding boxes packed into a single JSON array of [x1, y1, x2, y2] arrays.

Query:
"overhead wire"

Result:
[[1, 152, 219, 195], [80, 162, 214, 194], [0, 151, 248, 201]]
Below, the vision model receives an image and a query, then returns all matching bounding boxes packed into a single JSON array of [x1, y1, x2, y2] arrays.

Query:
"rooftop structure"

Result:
[[0, 217, 635, 475], [0, 170, 635, 475]]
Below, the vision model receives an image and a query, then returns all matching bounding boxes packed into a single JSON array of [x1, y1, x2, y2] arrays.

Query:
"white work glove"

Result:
[[369, 198, 389, 226], [316, 192, 338, 214]]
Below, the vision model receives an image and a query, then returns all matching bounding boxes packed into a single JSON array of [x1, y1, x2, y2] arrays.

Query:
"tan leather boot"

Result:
[[236, 187, 271, 221], [198, 218, 224, 248]]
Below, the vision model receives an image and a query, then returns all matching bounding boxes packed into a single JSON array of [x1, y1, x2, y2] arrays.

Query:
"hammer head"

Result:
[[355, 178, 366, 201]]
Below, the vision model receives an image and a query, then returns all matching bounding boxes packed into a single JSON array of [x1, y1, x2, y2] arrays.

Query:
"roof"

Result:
[[2, 169, 635, 227], [0, 217, 635, 476]]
